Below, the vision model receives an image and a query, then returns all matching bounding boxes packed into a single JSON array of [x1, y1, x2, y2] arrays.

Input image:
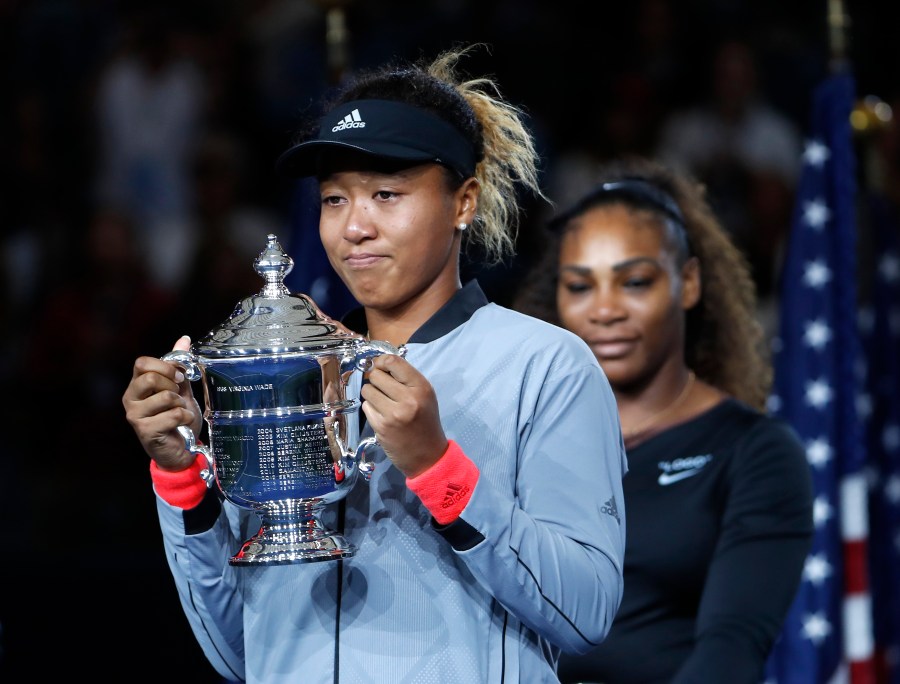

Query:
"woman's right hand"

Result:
[[122, 335, 203, 472]]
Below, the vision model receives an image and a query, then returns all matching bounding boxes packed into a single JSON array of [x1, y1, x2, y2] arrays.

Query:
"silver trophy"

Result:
[[162, 234, 404, 565]]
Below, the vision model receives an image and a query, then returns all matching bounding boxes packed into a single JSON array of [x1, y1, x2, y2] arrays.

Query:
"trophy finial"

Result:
[[254, 233, 294, 297]]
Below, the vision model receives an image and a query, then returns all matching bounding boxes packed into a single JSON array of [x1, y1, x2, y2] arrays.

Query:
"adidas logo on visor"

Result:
[[332, 108, 366, 132]]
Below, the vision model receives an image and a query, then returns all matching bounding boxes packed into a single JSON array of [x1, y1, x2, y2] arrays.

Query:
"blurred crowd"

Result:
[[1, 0, 897, 679]]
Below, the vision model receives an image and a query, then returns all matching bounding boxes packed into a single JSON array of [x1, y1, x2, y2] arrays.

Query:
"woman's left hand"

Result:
[[360, 354, 448, 478]]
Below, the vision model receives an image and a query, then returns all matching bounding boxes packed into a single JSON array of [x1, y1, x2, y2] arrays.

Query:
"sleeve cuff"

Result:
[[405, 440, 479, 524], [150, 453, 209, 510]]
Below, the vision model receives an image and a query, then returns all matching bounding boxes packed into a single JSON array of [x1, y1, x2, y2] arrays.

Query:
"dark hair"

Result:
[[289, 45, 545, 264], [548, 176, 691, 262], [514, 156, 772, 410]]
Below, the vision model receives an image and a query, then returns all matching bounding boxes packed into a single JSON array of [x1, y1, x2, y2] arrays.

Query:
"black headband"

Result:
[[275, 99, 478, 179], [548, 177, 686, 233]]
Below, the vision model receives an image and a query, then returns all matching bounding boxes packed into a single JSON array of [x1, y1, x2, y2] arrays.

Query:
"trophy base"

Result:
[[230, 534, 356, 565], [229, 509, 357, 565]]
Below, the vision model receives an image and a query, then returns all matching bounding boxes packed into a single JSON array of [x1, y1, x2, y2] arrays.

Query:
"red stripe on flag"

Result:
[[843, 539, 868, 595], [848, 658, 876, 684]]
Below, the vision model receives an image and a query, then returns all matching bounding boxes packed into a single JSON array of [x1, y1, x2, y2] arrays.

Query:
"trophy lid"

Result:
[[193, 234, 359, 357]]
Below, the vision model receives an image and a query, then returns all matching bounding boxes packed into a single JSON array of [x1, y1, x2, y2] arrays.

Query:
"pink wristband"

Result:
[[406, 440, 479, 524], [150, 453, 209, 509]]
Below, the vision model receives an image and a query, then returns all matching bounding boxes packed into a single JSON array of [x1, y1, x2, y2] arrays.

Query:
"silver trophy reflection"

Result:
[[163, 234, 404, 565]]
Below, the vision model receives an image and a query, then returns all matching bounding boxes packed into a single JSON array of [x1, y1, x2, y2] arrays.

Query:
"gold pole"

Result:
[[827, 0, 849, 71], [325, 2, 349, 86]]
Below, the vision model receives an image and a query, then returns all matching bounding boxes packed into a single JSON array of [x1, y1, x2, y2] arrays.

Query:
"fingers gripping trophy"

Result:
[[163, 234, 404, 565]]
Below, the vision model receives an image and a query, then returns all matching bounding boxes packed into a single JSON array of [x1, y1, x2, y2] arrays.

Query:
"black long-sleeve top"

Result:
[[558, 399, 814, 684]]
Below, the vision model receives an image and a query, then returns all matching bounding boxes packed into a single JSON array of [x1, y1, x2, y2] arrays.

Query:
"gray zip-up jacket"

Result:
[[156, 281, 627, 683]]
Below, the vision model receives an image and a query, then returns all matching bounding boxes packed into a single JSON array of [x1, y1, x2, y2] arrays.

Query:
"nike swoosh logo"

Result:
[[657, 468, 705, 486]]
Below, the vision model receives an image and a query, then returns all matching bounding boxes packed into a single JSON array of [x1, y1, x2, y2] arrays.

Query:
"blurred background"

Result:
[[1, 0, 897, 680]]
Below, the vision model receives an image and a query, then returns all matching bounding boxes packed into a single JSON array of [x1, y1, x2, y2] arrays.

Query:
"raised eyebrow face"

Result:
[[609, 256, 664, 273], [559, 256, 664, 277]]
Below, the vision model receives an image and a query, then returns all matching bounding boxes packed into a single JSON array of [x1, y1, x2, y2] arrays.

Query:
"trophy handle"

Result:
[[330, 423, 380, 483], [176, 425, 216, 488], [355, 437, 378, 481], [161, 350, 216, 488], [348, 340, 407, 372], [161, 349, 202, 381], [337, 340, 407, 480]]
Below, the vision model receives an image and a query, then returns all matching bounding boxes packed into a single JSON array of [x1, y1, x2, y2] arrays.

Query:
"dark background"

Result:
[[1, 0, 896, 680]]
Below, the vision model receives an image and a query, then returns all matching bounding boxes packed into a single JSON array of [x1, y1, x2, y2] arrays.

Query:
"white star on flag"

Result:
[[884, 475, 900, 505], [803, 139, 831, 167], [878, 252, 900, 283], [805, 379, 834, 409], [884, 424, 900, 453], [864, 463, 881, 489], [803, 260, 832, 288], [813, 495, 834, 527], [856, 392, 873, 422], [857, 305, 875, 335], [803, 319, 832, 350], [803, 199, 832, 230], [803, 553, 834, 585], [806, 438, 833, 468], [801, 612, 833, 645]]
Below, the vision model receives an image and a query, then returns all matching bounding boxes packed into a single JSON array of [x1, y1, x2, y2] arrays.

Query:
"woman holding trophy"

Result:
[[122, 45, 627, 683]]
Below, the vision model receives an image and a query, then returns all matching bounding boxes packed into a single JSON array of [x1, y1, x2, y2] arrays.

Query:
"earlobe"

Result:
[[681, 257, 701, 309], [456, 177, 480, 227]]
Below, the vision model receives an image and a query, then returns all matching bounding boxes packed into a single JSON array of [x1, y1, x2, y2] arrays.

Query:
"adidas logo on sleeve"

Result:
[[601, 496, 620, 524], [332, 108, 365, 132]]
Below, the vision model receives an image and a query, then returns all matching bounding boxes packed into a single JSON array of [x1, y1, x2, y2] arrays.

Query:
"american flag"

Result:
[[860, 192, 900, 681], [764, 70, 877, 683]]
